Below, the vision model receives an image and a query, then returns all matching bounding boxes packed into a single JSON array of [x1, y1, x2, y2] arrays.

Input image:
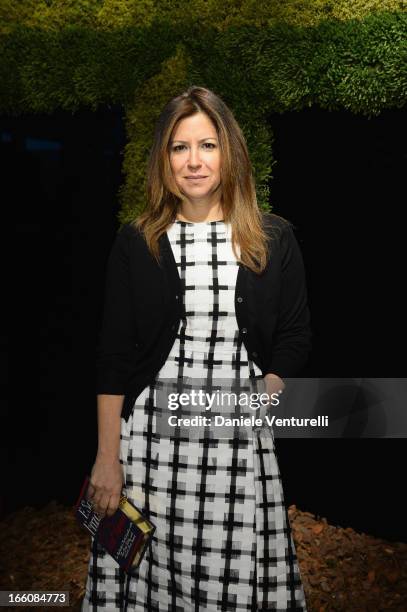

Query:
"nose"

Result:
[[187, 146, 202, 168]]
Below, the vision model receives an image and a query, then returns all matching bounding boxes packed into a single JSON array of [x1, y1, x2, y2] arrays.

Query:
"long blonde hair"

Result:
[[132, 86, 270, 274]]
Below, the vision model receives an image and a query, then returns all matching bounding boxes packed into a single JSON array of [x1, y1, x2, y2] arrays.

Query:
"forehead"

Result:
[[171, 113, 217, 141]]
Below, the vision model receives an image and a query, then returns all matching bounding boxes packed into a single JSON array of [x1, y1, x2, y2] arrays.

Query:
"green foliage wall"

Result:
[[1, 1, 406, 221]]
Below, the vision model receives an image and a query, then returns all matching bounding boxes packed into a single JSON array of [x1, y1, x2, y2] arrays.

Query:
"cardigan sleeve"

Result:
[[264, 223, 312, 378], [95, 224, 139, 395]]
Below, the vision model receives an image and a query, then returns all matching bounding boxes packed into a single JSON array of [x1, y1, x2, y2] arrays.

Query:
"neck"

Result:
[[176, 201, 223, 223]]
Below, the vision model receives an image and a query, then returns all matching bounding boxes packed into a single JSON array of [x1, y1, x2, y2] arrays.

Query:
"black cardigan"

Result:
[[96, 213, 312, 421]]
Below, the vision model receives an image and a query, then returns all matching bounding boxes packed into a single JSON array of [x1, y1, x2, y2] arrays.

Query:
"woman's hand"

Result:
[[86, 454, 124, 518], [263, 373, 285, 407]]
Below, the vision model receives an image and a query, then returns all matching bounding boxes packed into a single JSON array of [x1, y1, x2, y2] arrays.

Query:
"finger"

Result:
[[106, 494, 121, 517], [85, 483, 96, 500], [98, 493, 115, 518], [91, 493, 104, 514]]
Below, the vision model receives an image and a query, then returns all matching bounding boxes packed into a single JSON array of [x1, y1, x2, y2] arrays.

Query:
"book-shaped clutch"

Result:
[[75, 475, 156, 574]]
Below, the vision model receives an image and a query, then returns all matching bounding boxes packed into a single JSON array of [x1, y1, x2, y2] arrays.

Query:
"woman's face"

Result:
[[169, 112, 221, 206]]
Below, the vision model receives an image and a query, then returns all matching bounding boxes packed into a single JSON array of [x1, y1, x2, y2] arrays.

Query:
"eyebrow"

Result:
[[170, 137, 217, 144]]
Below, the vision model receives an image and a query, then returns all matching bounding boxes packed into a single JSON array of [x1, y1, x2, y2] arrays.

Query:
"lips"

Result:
[[185, 176, 207, 179]]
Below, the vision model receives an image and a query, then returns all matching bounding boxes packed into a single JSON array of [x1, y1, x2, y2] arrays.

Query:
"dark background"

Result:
[[4, 104, 406, 542]]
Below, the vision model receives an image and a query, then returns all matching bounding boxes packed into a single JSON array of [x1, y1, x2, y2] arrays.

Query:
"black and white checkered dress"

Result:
[[82, 220, 307, 611]]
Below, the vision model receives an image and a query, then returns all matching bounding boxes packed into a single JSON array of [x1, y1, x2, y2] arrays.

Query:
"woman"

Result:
[[82, 86, 311, 611]]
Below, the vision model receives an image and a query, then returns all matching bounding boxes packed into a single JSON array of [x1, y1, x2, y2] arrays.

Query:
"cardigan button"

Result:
[[237, 296, 243, 303], [175, 295, 179, 300], [252, 351, 258, 358], [241, 327, 247, 334]]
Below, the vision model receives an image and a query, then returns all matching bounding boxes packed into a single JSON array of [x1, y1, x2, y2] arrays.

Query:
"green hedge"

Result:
[[0, 0, 405, 32], [1, 2, 406, 219]]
